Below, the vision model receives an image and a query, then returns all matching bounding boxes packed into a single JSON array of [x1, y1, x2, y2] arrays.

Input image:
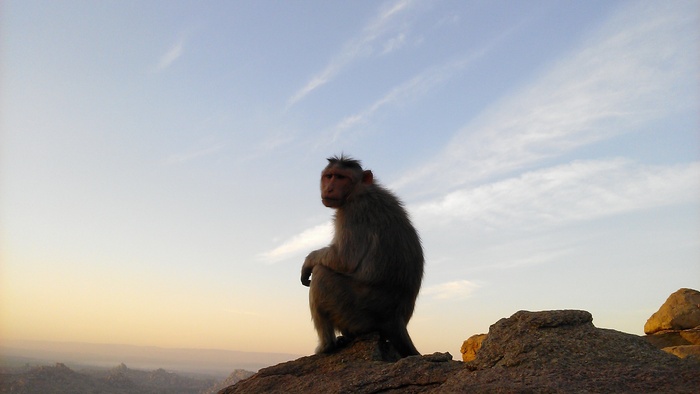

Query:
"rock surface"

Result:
[[644, 288, 700, 334], [203, 370, 256, 394], [645, 328, 700, 348], [643, 288, 700, 360], [459, 333, 487, 362], [221, 310, 700, 393], [220, 332, 463, 393], [663, 345, 700, 360]]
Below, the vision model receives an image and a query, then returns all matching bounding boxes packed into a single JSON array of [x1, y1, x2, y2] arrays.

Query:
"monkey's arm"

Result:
[[301, 244, 364, 286], [301, 247, 333, 286]]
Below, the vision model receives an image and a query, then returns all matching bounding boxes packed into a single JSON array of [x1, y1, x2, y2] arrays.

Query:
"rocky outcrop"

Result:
[[644, 288, 700, 360], [644, 288, 700, 334], [664, 345, 700, 360], [222, 310, 700, 393], [220, 333, 463, 393], [204, 370, 256, 394], [459, 333, 486, 362]]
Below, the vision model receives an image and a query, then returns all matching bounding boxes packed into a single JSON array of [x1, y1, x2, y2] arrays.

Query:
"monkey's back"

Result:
[[337, 183, 424, 299]]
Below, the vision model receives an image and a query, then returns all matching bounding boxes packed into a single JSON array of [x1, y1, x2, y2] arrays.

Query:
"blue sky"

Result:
[[1, 0, 698, 357]]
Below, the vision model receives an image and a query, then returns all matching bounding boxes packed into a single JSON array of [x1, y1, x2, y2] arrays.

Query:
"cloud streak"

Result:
[[261, 1, 699, 270], [259, 159, 700, 266], [259, 157, 700, 266], [287, 0, 415, 107], [155, 39, 184, 71], [327, 61, 463, 143], [324, 21, 518, 145], [164, 144, 224, 165], [414, 159, 700, 231], [422, 280, 480, 300], [327, 54, 483, 144], [394, 1, 698, 194], [258, 222, 332, 264]]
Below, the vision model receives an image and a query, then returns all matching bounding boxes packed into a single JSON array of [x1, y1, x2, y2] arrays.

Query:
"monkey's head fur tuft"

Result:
[[326, 154, 363, 171]]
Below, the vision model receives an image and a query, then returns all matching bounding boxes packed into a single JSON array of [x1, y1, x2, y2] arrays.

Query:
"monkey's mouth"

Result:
[[322, 198, 342, 207]]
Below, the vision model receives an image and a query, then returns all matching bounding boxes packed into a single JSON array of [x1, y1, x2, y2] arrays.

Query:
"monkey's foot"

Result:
[[315, 336, 355, 354], [335, 335, 354, 348]]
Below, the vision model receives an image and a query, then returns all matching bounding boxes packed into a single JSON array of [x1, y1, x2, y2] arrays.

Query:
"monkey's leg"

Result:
[[311, 309, 336, 354], [381, 321, 420, 357], [309, 265, 347, 353]]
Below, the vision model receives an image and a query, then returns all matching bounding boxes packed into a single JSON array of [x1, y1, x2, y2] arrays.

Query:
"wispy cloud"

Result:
[[258, 222, 332, 264], [262, 1, 699, 269], [155, 38, 185, 71], [381, 32, 407, 55], [326, 61, 464, 144], [422, 280, 480, 300], [415, 159, 700, 230], [164, 144, 224, 165], [259, 161, 700, 267], [287, 0, 415, 107], [394, 2, 698, 194], [325, 24, 516, 145]]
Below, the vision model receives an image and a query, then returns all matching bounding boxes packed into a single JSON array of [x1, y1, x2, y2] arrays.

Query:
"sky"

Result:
[[1, 0, 698, 358]]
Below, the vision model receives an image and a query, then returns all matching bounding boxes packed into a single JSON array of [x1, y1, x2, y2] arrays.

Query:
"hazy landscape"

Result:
[[1, 340, 299, 375], [0, 340, 297, 393]]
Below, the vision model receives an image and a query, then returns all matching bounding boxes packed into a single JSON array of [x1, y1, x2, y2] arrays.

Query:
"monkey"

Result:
[[300, 155, 424, 357]]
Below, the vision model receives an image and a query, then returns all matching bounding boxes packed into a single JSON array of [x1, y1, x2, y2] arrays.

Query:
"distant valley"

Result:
[[0, 340, 299, 393], [0, 361, 254, 394], [0, 340, 300, 376]]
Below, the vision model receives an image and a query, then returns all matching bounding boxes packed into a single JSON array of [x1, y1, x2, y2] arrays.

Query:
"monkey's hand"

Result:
[[301, 265, 312, 287], [301, 251, 317, 286], [301, 248, 331, 286]]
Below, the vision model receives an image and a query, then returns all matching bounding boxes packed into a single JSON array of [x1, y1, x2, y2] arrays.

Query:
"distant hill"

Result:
[[0, 362, 253, 394], [0, 340, 300, 376]]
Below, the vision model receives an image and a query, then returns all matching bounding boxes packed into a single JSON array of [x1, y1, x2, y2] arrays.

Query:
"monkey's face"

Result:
[[320, 167, 357, 208]]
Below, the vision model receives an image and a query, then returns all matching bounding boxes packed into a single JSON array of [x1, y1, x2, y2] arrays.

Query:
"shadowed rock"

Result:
[[220, 333, 461, 393], [221, 310, 700, 393]]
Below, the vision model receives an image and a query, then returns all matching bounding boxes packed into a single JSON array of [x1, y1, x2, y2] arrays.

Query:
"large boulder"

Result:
[[644, 288, 700, 334], [221, 310, 700, 393], [220, 333, 462, 393], [460, 333, 487, 362]]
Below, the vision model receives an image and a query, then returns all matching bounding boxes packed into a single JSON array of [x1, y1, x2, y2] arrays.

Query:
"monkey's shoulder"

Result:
[[357, 184, 404, 206], [341, 185, 415, 228]]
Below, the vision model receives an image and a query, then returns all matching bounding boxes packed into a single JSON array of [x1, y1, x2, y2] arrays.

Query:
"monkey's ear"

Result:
[[362, 170, 374, 185]]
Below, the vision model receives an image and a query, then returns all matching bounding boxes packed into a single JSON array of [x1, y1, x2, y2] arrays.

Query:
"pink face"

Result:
[[320, 166, 356, 208]]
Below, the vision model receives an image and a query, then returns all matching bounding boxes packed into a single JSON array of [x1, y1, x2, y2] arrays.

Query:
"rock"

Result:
[[645, 327, 700, 348], [221, 310, 700, 393], [644, 289, 700, 362], [454, 310, 700, 392], [645, 330, 692, 348], [466, 310, 594, 370], [460, 334, 487, 362], [644, 288, 700, 334], [204, 369, 256, 394], [681, 328, 700, 344], [220, 332, 463, 393], [662, 345, 700, 360]]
